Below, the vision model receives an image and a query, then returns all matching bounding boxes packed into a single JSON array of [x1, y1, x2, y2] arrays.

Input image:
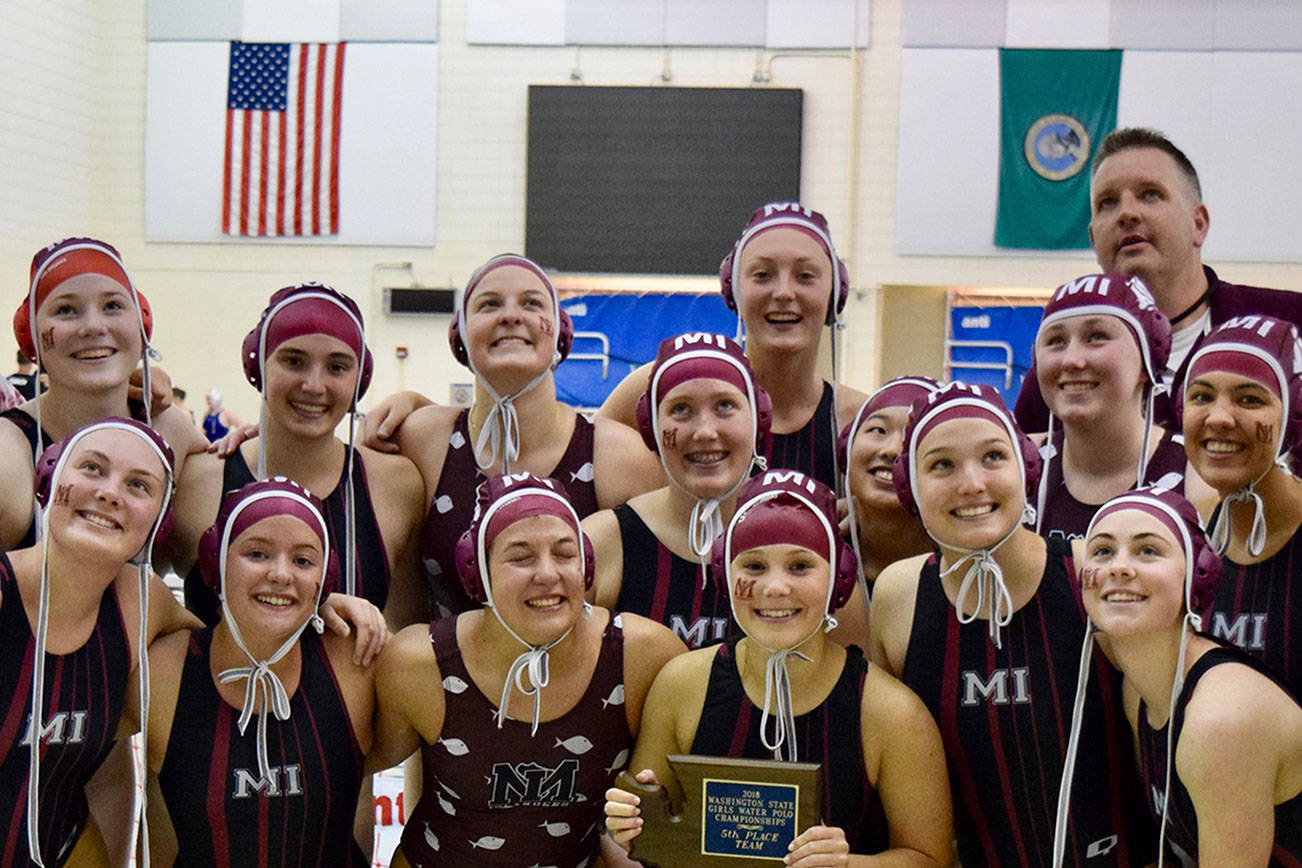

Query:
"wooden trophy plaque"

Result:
[[615, 754, 822, 866]]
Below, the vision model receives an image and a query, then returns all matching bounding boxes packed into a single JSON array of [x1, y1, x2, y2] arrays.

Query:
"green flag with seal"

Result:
[[995, 49, 1122, 250]]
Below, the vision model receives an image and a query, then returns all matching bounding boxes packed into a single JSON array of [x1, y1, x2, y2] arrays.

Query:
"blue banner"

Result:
[[555, 293, 738, 410], [949, 304, 1045, 407]]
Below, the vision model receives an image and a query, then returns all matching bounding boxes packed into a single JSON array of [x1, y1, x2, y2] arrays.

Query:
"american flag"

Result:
[[223, 42, 345, 237]]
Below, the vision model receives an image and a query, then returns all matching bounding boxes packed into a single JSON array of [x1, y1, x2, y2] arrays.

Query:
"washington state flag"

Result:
[[995, 49, 1122, 250]]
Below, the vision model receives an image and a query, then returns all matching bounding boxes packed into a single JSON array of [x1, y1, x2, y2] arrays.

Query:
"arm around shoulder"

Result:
[[153, 404, 209, 475], [390, 404, 459, 502], [370, 622, 444, 772]]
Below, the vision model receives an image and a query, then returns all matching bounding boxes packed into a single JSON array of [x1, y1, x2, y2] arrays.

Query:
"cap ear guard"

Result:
[[635, 389, 657, 453], [449, 303, 574, 367], [636, 379, 773, 458], [1189, 538, 1221, 616], [241, 284, 374, 404], [17, 238, 154, 366], [710, 470, 858, 613], [197, 519, 341, 600], [1175, 321, 1302, 460], [453, 524, 596, 605]]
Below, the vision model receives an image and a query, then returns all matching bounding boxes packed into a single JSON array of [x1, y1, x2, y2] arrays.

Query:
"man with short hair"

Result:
[[1015, 127, 1302, 432]]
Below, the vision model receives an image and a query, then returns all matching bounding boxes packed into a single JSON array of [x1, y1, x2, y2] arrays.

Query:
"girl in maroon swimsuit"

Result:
[[1070, 486, 1302, 865], [1, 419, 193, 866], [605, 471, 952, 867], [373, 473, 683, 867]]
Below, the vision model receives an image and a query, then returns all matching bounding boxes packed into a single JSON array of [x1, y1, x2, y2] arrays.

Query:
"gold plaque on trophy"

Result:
[[616, 754, 822, 866]]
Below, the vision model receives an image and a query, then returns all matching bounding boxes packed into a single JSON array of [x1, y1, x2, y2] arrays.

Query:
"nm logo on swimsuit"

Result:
[[1023, 114, 1089, 181], [20, 710, 89, 746], [960, 668, 1031, 706], [232, 763, 304, 798], [489, 759, 579, 808]]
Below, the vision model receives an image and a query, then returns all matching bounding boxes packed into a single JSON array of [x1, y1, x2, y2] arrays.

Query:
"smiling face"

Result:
[[1036, 314, 1146, 423], [49, 428, 167, 564], [735, 227, 833, 354], [656, 377, 753, 499], [1089, 147, 1209, 301], [914, 416, 1024, 551], [849, 404, 911, 514], [223, 514, 325, 640], [1182, 369, 1283, 495], [1082, 509, 1185, 636], [264, 333, 359, 438], [464, 265, 556, 388], [34, 273, 142, 390], [729, 543, 830, 648], [487, 513, 585, 645]]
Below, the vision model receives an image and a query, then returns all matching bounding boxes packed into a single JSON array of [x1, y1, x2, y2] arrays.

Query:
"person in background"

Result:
[[605, 471, 952, 867], [373, 473, 684, 867], [1066, 486, 1301, 865], [597, 203, 869, 491], [870, 382, 1153, 866], [170, 386, 195, 426], [202, 388, 242, 444], [8, 350, 38, 400], [1016, 127, 1302, 433]]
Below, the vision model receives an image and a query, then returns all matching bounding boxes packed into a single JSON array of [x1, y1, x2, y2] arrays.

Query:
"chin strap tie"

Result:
[[939, 518, 1021, 650], [673, 455, 764, 588], [1209, 481, 1268, 557], [488, 601, 590, 736], [471, 360, 555, 474], [1051, 623, 1098, 867], [217, 619, 301, 785], [759, 646, 811, 763], [217, 573, 320, 787]]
